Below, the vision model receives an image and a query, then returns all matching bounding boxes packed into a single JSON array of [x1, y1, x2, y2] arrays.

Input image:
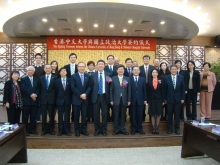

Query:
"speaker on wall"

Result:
[[215, 35, 220, 45]]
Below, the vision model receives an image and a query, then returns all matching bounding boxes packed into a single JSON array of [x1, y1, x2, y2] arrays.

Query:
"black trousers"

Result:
[[73, 104, 87, 133], [93, 94, 108, 132], [41, 104, 55, 132], [167, 103, 181, 130], [71, 105, 74, 122], [107, 104, 114, 120], [87, 101, 94, 118], [131, 102, 144, 132], [23, 105, 37, 132], [186, 89, 197, 119], [7, 104, 21, 124], [113, 97, 127, 133], [57, 104, 71, 134], [180, 103, 185, 120]]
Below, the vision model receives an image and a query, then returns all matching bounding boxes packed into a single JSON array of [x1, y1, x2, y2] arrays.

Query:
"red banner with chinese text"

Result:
[[47, 37, 156, 51]]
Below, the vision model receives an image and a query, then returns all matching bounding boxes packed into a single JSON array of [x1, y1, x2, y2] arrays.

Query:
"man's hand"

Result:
[[110, 102, 113, 105], [181, 100, 184, 103], [144, 101, 147, 104], [5, 102, 10, 108], [127, 102, 131, 106]]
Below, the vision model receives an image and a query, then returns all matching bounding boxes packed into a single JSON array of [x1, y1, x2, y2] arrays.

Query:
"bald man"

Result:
[[153, 59, 160, 70]]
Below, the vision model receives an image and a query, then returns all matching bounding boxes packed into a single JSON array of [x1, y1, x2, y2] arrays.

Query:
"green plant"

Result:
[[210, 59, 220, 81]]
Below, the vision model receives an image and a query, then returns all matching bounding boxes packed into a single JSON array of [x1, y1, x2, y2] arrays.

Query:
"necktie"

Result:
[[80, 74, 84, 86], [71, 64, 75, 75], [172, 76, 176, 89], [46, 76, 49, 90], [135, 77, 138, 87], [128, 68, 131, 76], [62, 79, 66, 90], [145, 67, 148, 83], [30, 78, 33, 87], [109, 66, 113, 74], [98, 73, 103, 94], [119, 77, 122, 86]]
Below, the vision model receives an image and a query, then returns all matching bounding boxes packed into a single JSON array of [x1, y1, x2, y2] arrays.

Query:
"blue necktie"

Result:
[[46, 76, 49, 90], [109, 66, 113, 74], [135, 77, 138, 87], [80, 74, 84, 86], [98, 73, 103, 94]]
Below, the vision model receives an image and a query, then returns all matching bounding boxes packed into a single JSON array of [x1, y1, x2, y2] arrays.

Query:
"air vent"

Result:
[[140, 20, 152, 24], [56, 18, 68, 22], [61, 28, 72, 31], [21, 32, 33, 36], [134, 30, 143, 32]]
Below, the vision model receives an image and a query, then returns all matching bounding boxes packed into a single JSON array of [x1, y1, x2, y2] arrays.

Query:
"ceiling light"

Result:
[[206, 25, 210, 28], [182, 0, 188, 3], [49, 28, 54, 31], [128, 20, 133, 23], [79, 28, 83, 31], [204, 13, 209, 17], [160, 21, 165, 24], [207, 19, 211, 22], [151, 30, 155, 33], [110, 24, 114, 28], [123, 29, 127, 32], [94, 23, 98, 27], [42, 18, 47, 22], [215, 46, 217, 47], [0, 7, 2, 11], [7, 0, 13, 4], [76, 18, 81, 22], [203, 30, 206, 32], [196, 6, 202, 10]]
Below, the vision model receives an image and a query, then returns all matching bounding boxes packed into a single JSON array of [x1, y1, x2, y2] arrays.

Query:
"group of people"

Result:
[[3, 52, 216, 136]]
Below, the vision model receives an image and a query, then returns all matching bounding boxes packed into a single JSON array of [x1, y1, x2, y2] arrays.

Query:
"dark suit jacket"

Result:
[[165, 75, 185, 104], [124, 67, 133, 77], [20, 76, 39, 105], [185, 70, 200, 93], [3, 80, 22, 105], [38, 74, 57, 104], [110, 76, 131, 106], [130, 76, 147, 105], [55, 78, 72, 106], [71, 73, 91, 105], [104, 65, 117, 77], [90, 71, 111, 104], [64, 64, 78, 78], [139, 65, 154, 83], [147, 78, 165, 102]]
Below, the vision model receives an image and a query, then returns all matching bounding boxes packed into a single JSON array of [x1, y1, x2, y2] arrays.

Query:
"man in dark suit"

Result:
[[104, 55, 117, 122], [130, 66, 147, 135], [39, 64, 57, 136], [139, 55, 154, 121], [165, 64, 185, 134], [91, 60, 111, 136], [110, 64, 131, 135], [55, 67, 72, 136], [71, 62, 91, 136], [124, 58, 133, 77], [63, 53, 78, 122], [20, 66, 39, 136]]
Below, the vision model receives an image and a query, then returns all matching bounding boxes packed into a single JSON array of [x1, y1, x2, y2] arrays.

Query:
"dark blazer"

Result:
[[130, 76, 147, 105], [110, 76, 131, 106], [104, 65, 117, 77], [185, 70, 200, 93], [55, 78, 72, 106], [38, 74, 57, 104], [3, 80, 22, 105], [124, 67, 133, 77], [20, 76, 39, 105], [64, 64, 78, 78], [139, 65, 154, 83], [147, 78, 165, 102], [90, 71, 111, 104], [165, 74, 185, 104], [71, 72, 91, 105]]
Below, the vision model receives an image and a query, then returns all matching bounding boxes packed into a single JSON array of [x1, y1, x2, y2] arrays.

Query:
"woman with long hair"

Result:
[[50, 60, 59, 77]]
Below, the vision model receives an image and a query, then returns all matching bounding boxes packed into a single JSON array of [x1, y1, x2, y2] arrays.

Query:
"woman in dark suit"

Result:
[[51, 60, 59, 77], [148, 69, 165, 134], [3, 71, 23, 124], [185, 60, 200, 120]]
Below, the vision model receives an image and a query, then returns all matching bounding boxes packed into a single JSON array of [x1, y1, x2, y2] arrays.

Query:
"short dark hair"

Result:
[[107, 55, 114, 60], [203, 62, 211, 68], [10, 70, 20, 80], [97, 60, 105, 65], [59, 67, 66, 73], [174, 60, 182, 65], [69, 53, 77, 59], [150, 68, 159, 77], [35, 53, 42, 58], [125, 58, 132, 63], [87, 61, 95, 66], [142, 55, 150, 60], [117, 64, 125, 70], [187, 60, 196, 71], [170, 64, 178, 70]]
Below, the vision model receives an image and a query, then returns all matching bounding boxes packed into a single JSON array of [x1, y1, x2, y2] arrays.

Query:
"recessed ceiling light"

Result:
[[7, 0, 13, 4], [94, 23, 98, 27], [196, 6, 202, 10], [207, 19, 211, 22], [206, 25, 210, 28], [204, 13, 209, 17], [110, 24, 114, 28], [128, 20, 133, 23], [203, 30, 206, 32], [160, 21, 165, 24], [151, 30, 155, 33], [123, 29, 127, 32], [79, 28, 83, 31], [215, 46, 217, 47], [77, 18, 81, 22], [42, 18, 47, 22], [49, 28, 54, 31], [182, 0, 188, 3]]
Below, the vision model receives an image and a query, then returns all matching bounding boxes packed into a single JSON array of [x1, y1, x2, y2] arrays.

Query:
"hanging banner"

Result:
[[47, 37, 156, 51]]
